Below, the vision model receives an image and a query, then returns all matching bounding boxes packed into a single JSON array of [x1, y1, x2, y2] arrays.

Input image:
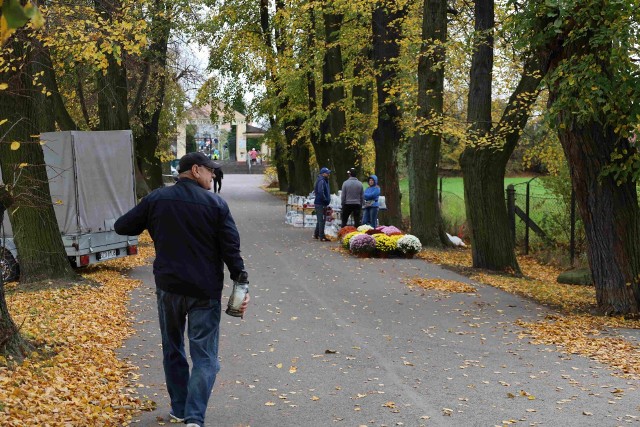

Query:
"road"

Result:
[[119, 174, 639, 427]]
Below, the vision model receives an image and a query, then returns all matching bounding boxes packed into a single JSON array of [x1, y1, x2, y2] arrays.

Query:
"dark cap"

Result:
[[320, 167, 331, 174], [178, 152, 216, 173], [347, 168, 356, 176]]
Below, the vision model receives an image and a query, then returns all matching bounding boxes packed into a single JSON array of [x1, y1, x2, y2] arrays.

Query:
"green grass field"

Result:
[[399, 176, 549, 217], [397, 177, 568, 246]]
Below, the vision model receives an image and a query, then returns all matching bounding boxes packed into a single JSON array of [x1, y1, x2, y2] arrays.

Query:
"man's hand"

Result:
[[240, 293, 250, 318]]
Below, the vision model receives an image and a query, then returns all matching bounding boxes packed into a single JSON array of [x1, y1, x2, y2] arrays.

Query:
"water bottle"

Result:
[[226, 271, 249, 318]]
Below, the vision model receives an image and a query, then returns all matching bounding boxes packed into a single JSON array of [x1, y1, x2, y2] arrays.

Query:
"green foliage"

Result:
[[185, 124, 197, 153]]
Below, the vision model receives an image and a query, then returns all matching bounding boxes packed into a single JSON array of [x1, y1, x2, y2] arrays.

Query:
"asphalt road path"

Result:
[[119, 174, 640, 427]]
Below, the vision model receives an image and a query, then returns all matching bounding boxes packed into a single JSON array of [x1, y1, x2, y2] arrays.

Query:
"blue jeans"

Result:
[[156, 289, 221, 426], [362, 207, 379, 227], [314, 204, 326, 238]]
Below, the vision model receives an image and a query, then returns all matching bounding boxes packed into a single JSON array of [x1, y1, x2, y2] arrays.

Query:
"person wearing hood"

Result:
[[313, 167, 331, 241], [362, 174, 380, 227]]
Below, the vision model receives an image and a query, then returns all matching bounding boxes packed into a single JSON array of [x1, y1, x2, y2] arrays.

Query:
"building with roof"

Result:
[[175, 103, 268, 162]]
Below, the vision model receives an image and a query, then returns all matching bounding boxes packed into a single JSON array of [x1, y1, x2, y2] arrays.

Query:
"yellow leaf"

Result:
[[18, 162, 27, 168], [289, 366, 297, 373], [311, 396, 320, 401], [265, 402, 275, 406], [10, 141, 20, 150], [0, 83, 7, 90], [0, 118, 7, 125], [276, 363, 282, 369]]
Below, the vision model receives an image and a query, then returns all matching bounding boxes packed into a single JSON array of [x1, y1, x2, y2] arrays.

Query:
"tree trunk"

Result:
[[133, 0, 171, 191], [0, 200, 33, 362], [548, 32, 640, 314], [321, 6, 355, 189], [408, 0, 449, 246], [0, 32, 78, 285], [555, 124, 640, 314], [351, 46, 373, 171], [285, 119, 313, 195], [371, 1, 406, 226]]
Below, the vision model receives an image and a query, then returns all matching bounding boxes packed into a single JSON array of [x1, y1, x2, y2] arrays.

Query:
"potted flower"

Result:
[[349, 234, 376, 257], [356, 224, 373, 233], [396, 234, 422, 258], [342, 231, 363, 250], [382, 226, 403, 236], [338, 226, 357, 240], [372, 233, 396, 257]]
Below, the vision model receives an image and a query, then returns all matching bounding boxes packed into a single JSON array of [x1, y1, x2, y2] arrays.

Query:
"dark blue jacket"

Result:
[[114, 178, 245, 300], [313, 174, 330, 205]]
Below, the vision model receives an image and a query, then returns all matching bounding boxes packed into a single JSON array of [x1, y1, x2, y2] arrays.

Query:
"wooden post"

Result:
[[506, 185, 516, 244]]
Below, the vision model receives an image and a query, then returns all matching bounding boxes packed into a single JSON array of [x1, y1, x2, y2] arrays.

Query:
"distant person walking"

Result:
[[249, 148, 258, 165], [114, 152, 249, 427], [313, 167, 331, 241], [340, 168, 364, 228], [213, 162, 223, 193], [362, 174, 380, 227]]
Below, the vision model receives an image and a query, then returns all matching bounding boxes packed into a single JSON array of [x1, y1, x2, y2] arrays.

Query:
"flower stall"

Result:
[[338, 225, 422, 258]]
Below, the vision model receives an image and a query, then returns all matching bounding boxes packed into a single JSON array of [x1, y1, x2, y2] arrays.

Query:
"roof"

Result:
[[244, 124, 267, 136]]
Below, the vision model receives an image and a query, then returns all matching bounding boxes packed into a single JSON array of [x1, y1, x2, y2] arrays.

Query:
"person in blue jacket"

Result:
[[313, 167, 331, 241], [362, 174, 380, 227]]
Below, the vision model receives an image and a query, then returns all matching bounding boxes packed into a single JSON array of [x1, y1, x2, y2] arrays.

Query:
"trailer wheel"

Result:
[[0, 249, 19, 283]]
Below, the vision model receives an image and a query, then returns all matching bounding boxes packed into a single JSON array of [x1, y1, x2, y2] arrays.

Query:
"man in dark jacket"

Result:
[[313, 167, 331, 241], [340, 168, 364, 228], [213, 162, 223, 193], [114, 152, 249, 427]]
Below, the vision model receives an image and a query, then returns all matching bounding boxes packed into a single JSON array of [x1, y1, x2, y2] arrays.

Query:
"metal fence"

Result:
[[437, 177, 584, 266]]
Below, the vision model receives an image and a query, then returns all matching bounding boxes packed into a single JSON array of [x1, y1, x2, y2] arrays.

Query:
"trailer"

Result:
[[1, 130, 139, 282]]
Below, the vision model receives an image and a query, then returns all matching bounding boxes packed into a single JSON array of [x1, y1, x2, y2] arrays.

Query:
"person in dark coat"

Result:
[[313, 167, 331, 241], [212, 162, 223, 193], [114, 152, 249, 427]]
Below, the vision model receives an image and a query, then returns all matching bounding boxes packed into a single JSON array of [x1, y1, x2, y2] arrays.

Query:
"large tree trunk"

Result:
[[0, 195, 33, 362], [261, 0, 289, 192], [371, 1, 406, 226], [320, 5, 356, 189], [351, 46, 373, 172], [93, 0, 151, 198], [460, 0, 554, 273], [555, 124, 640, 314], [0, 33, 78, 285], [285, 119, 313, 195], [460, 0, 521, 272], [408, 0, 449, 246], [133, 0, 171, 191], [548, 31, 640, 314]]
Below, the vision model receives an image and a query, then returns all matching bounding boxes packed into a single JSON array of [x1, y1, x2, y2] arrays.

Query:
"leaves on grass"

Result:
[[406, 277, 476, 293], [0, 232, 154, 425]]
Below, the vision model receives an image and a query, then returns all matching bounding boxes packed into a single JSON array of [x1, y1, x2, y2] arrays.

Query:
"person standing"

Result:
[[313, 167, 331, 241], [362, 174, 380, 227], [114, 152, 249, 427], [213, 162, 223, 193], [340, 168, 364, 228], [249, 148, 258, 165]]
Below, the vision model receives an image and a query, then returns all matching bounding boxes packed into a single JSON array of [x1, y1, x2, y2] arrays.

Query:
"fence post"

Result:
[[439, 176, 443, 204], [525, 182, 530, 254], [570, 189, 576, 267], [506, 184, 516, 244]]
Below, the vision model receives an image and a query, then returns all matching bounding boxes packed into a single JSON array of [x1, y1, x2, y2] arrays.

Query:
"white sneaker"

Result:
[[169, 413, 184, 423], [186, 424, 201, 427]]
